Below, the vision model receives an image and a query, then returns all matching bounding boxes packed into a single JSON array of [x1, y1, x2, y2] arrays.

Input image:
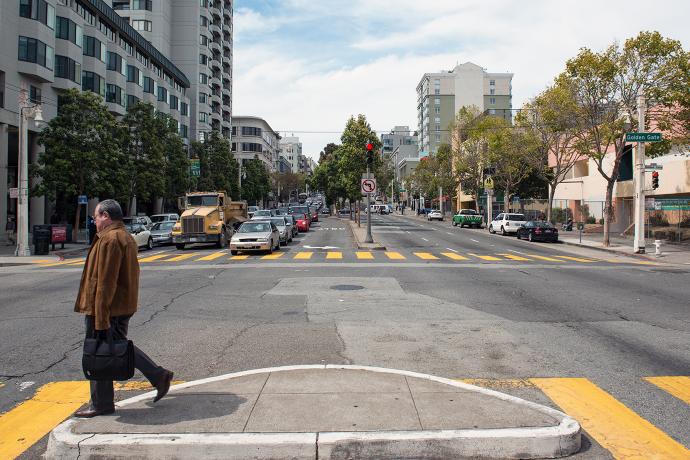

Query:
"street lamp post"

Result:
[[15, 90, 43, 257]]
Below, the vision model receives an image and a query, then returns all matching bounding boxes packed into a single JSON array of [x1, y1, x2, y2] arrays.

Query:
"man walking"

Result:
[[74, 199, 173, 418]]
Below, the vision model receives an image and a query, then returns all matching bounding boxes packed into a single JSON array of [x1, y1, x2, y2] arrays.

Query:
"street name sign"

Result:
[[625, 132, 662, 142], [190, 159, 201, 177], [361, 178, 376, 194]]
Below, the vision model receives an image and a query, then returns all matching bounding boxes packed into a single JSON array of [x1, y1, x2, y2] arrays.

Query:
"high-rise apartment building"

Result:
[[417, 62, 512, 156], [0, 0, 191, 231], [280, 136, 303, 174], [112, 0, 233, 142], [230, 116, 280, 172]]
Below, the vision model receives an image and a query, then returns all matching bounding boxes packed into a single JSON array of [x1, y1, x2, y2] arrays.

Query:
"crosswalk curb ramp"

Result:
[[45, 365, 581, 460]]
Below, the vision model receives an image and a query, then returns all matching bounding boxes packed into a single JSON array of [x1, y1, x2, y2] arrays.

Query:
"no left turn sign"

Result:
[[361, 178, 377, 194]]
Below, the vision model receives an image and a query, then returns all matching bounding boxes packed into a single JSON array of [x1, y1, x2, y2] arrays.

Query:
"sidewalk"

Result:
[[559, 233, 690, 265], [47, 365, 580, 460], [0, 239, 89, 266]]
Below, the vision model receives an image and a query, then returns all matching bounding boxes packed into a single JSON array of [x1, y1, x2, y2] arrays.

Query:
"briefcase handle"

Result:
[[92, 326, 117, 356]]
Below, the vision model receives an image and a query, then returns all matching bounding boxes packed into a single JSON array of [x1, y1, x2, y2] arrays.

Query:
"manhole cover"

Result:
[[331, 284, 364, 291]]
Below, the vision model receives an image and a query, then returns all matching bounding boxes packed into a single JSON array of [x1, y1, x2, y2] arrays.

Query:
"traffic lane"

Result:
[[371, 216, 447, 251], [297, 216, 355, 251]]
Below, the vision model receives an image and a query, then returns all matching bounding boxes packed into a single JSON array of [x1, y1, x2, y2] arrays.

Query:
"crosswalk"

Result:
[[0, 375, 687, 459], [35, 250, 656, 268]]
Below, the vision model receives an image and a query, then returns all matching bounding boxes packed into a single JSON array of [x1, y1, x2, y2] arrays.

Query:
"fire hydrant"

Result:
[[654, 240, 662, 257]]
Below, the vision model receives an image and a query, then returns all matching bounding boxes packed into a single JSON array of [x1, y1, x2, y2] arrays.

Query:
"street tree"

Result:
[[409, 144, 457, 211], [273, 171, 306, 203], [192, 131, 238, 197], [450, 106, 487, 210], [562, 31, 689, 246], [32, 88, 123, 240], [242, 156, 271, 205], [160, 114, 191, 210]]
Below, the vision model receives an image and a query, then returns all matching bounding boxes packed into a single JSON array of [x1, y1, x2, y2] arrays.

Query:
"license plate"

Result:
[[544, 229, 552, 233], [190, 237, 198, 242]]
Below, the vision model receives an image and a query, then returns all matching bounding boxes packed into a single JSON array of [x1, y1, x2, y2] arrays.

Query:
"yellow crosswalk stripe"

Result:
[[531, 377, 690, 459], [230, 255, 249, 260], [441, 252, 469, 261], [326, 251, 342, 259], [414, 252, 439, 260], [644, 376, 690, 405], [0, 382, 90, 460], [262, 252, 284, 260], [526, 254, 563, 262], [468, 253, 501, 261], [554, 255, 596, 263], [498, 253, 530, 261], [196, 251, 227, 261], [40, 260, 77, 267], [385, 251, 406, 260], [355, 251, 374, 260], [165, 252, 200, 262], [138, 253, 171, 263], [293, 251, 313, 260]]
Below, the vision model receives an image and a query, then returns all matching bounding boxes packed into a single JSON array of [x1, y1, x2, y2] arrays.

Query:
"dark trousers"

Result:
[[84, 315, 166, 410]]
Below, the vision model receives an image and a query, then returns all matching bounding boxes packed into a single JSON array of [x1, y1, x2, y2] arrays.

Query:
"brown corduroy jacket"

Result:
[[74, 222, 139, 330]]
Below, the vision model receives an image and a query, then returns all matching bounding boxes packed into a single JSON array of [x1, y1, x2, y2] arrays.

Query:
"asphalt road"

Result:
[[0, 214, 688, 458]]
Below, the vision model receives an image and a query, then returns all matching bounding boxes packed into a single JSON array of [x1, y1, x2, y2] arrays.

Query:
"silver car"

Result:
[[285, 215, 298, 238], [269, 217, 291, 245], [230, 221, 280, 255], [150, 221, 176, 246], [252, 209, 276, 218]]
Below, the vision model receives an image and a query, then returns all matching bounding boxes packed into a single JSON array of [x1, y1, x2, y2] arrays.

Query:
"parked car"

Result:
[[338, 207, 351, 216], [150, 213, 179, 224], [247, 206, 259, 218], [419, 208, 433, 216], [125, 223, 153, 250], [230, 221, 280, 255], [452, 209, 483, 228], [488, 213, 526, 235], [252, 209, 276, 218], [517, 221, 559, 242], [290, 206, 312, 222], [427, 209, 443, 221], [150, 221, 176, 246], [123, 215, 153, 230], [284, 215, 298, 238], [309, 206, 319, 223], [269, 217, 291, 245], [321, 207, 331, 215]]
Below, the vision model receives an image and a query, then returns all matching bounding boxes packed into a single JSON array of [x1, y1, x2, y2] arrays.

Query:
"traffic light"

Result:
[[366, 142, 374, 166], [652, 171, 659, 190]]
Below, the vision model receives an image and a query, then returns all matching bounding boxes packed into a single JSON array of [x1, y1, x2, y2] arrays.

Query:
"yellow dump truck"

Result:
[[172, 192, 247, 250]]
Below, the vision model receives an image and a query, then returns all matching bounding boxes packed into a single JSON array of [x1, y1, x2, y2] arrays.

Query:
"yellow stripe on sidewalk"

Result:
[[555, 255, 596, 263], [196, 251, 227, 261], [498, 253, 530, 261], [293, 251, 313, 260], [442, 252, 469, 261], [469, 253, 501, 261], [138, 253, 171, 263], [165, 252, 200, 262], [230, 255, 249, 260], [526, 254, 562, 262], [40, 260, 78, 267], [262, 252, 284, 260], [644, 376, 690, 405], [385, 251, 406, 260], [414, 252, 439, 260], [531, 377, 690, 459], [0, 381, 89, 460], [65, 260, 85, 265], [326, 252, 342, 259], [356, 251, 374, 260]]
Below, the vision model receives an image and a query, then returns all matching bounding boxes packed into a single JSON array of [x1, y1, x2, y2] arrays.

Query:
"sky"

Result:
[[232, 0, 690, 162]]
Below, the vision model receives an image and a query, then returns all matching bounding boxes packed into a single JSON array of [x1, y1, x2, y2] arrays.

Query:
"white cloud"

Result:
[[233, 0, 690, 161]]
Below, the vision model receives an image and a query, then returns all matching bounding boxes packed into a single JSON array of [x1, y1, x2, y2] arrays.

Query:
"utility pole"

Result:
[[633, 93, 646, 254], [439, 185, 443, 216], [364, 143, 374, 243]]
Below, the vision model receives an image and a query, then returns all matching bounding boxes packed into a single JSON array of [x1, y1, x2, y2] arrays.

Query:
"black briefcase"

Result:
[[82, 330, 135, 381]]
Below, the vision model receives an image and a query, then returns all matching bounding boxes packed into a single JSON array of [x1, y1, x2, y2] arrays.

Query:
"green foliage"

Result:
[[191, 131, 238, 197], [160, 115, 190, 209], [242, 155, 271, 204]]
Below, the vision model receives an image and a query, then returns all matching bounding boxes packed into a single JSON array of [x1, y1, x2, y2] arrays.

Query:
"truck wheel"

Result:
[[452, 221, 457, 227], [175, 244, 186, 250], [231, 250, 238, 255]]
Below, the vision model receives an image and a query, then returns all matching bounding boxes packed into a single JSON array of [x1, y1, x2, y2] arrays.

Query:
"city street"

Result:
[[0, 214, 689, 458]]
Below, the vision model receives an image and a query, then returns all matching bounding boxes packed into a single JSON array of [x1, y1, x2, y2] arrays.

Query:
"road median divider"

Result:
[[346, 218, 386, 250]]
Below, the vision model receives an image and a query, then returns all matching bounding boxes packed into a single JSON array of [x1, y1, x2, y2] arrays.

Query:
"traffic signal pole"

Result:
[[634, 94, 646, 254]]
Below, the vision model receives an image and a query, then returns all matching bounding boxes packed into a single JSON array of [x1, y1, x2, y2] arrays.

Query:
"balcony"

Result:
[[223, 23, 231, 35], [210, 58, 221, 70], [209, 23, 221, 36], [210, 76, 221, 88], [209, 6, 221, 19], [222, 87, 231, 98], [209, 41, 221, 53]]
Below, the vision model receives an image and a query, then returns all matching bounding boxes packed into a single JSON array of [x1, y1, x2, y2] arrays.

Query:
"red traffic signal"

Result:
[[366, 143, 374, 151], [652, 171, 659, 189]]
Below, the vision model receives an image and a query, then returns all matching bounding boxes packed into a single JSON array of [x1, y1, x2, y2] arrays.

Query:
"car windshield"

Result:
[[534, 221, 555, 228], [248, 206, 259, 212], [254, 210, 272, 216], [187, 195, 218, 206], [152, 222, 175, 231], [291, 206, 309, 214], [238, 222, 271, 233], [270, 218, 286, 227], [508, 214, 526, 221], [461, 210, 478, 215], [124, 224, 139, 233], [150, 215, 167, 223]]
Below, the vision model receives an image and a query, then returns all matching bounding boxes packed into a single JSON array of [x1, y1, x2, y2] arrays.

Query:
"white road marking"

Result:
[[471, 239, 479, 243], [446, 232, 453, 235], [422, 238, 429, 242], [508, 249, 529, 255], [446, 248, 458, 253]]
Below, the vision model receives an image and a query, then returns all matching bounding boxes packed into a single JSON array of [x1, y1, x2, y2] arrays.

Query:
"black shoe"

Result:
[[154, 370, 174, 403], [74, 406, 115, 418]]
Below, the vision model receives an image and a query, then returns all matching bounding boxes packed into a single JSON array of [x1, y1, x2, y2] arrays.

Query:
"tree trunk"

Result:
[[603, 180, 616, 247], [73, 203, 81, 243], [547, 182, 556, 223], [504, 189, 510, 213]]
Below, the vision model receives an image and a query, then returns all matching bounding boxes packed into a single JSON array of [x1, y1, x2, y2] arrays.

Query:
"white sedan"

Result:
[[427, 209, 443, 221], [125, 223, 154, 250]]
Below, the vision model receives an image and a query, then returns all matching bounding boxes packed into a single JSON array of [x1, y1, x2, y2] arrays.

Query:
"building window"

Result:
[[18, 36, 54, 70], [199, 93, 208, 104], [199, 54, 208, 65], [82, 71, 106, 97], [490, 97, 496, 105], [435, 124, 441, 132], [180, 102, 189, 116], [106, 84, 123, 106], [435, 134, 441, 142], [434, 98, 440, 105], [200, 0, 209, 7], [199, 35, 208, 46], [200, 15, 209, 27], [169, 95, 179, 110], [127, 65, 142, 85], [98, 18, 115, 41], [126, 94, 139, 109], [199, 112, 208, 123], [199, 73, 208, 84], [242, 143, 263, 153], [143, 76, 155, 93], [112, 1, 130, 10], [434, 117, 440, 123], [54, 55, 81, 84], [29, 85, 42, 104], [241, 126, 262, 136], [157, 86, 167, 103], [131, 20, 152, 32], [434, 107, 440, 114], [106, 52, 126, 75], [132, 0, 152, 10], [180, 124, 188, 139], [19, 0, 55, 29], [489, 79, 495, 86], [55, 17, 83, 47], [83, 36, 106, 62]]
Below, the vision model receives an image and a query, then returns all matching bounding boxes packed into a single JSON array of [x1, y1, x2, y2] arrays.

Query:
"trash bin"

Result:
[[33, 226, 51, 255]]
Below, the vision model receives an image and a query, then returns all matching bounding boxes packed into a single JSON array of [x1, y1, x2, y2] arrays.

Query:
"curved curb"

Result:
[[47, 364, 581, 459]]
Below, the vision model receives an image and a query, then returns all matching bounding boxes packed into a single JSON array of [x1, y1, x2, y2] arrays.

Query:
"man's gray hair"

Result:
[[96, 199, 124, 221]]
